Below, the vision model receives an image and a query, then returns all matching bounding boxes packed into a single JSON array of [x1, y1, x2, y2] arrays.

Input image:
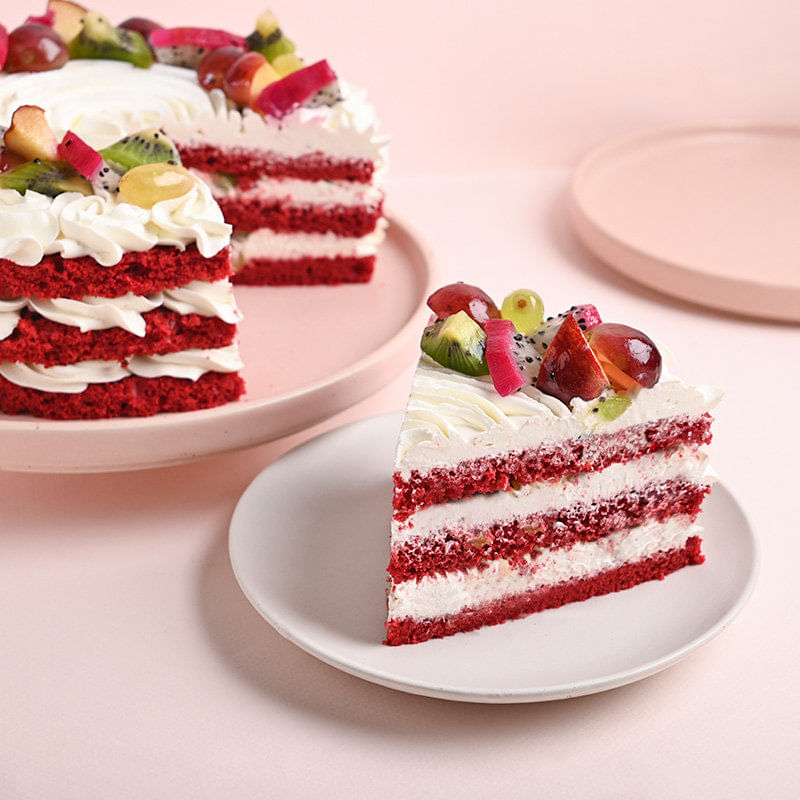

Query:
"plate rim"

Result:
[[569, 121, 800, 322], [228, 412, 761, 704]]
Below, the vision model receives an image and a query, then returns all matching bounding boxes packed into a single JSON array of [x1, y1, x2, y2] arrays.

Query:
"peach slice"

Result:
[[4, 105, 59, 162]]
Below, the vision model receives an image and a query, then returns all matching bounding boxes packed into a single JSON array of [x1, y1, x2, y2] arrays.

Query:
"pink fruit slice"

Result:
[[25, 10, 55, 26], [149, 27, 247, 69], [585, 322, 662, 390], [57, 131, 103, 179], [254, 59, 337, 119], [485, 318, 526, 396], [528, 303, 602, 354], [0, 25, 8, 71], [536, 315, 610, 405]]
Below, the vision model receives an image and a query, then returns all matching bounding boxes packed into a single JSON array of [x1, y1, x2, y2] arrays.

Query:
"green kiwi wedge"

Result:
[[68, 11, 153, 69], [421, 311, 489, 376], [99, 129, 181, 174], [0, 160, 92, 197]]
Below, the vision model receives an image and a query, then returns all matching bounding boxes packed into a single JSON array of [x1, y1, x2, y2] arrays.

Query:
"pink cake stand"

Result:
[[569, 122, 800, 322], [0, 214, 436, 473]]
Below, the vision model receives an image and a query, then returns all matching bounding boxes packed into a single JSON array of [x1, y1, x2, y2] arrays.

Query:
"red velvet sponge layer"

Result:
[[178, 144, 375, 183], [393, 414, 714, 519], [0, 246, 231, 300], [232, 255, 375, 286], [384, 537, 705, 645], [0, 309, 236, 367], [0, 371, 244, 420], [217, 197, 383, 236], [389, 478, 710, 582]]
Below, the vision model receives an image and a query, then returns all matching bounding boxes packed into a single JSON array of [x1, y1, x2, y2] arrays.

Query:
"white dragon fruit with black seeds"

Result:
[[528, 304, 602, 355], [485, 318, 544, 396], [305, 80, 343, 108]]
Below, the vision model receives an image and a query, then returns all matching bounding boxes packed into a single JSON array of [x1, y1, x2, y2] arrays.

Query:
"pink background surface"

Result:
[[2, 1, 799, 797]]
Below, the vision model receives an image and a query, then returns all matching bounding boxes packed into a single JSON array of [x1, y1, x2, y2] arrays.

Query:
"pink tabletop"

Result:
[[2, 1, 798, 798]]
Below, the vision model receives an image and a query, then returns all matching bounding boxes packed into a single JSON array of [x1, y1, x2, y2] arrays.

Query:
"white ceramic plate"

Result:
[[570, 123, 800, 322], [229, 413, 760, 703], [0, 216, 435, 473]]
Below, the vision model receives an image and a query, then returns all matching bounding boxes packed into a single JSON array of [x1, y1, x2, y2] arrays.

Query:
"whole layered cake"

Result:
[[0, 3, 388, 285], [386, 283, 722, 645], [0, 104, 243, 419]]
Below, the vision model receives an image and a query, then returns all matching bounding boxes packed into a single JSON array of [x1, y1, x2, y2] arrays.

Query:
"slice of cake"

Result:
[[0, 105, 243, 419], [386, 283, 722, 645], [0, 4, 388, 286]]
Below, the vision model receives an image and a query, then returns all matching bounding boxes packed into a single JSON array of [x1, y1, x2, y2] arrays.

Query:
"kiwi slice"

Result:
[[68, 11, 153, 69], [0, 160, 92, 197], [421, 311, 489, 377], [99, 129, 182, 174], [590, 394, 632, 423]]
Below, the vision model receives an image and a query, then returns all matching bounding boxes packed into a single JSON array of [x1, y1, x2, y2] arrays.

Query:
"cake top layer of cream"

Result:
[[395, 355, 723, 475], [0, 61, 387, 162], [0, 179, 231, 267]]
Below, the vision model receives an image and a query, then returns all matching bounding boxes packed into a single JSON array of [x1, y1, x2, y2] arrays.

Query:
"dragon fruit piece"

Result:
[[149, 27, 248, 69], [57, 131, 120, 191], [25, 10, 55, 26], [528, 303, 602, 355], [255, 59, 339, 119], [0, 25, 8, 71], [485, 318, 544, 396]]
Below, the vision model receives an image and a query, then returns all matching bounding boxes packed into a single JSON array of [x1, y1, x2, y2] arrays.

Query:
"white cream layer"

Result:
[[387, 516, 698, 621], [392, 447, 712, 544], [0, 61, 388, 166], [396, 356, 723, 477], [230, 220, 387, 267], [0, 279, 241, 340], [0, 344, 243, 393]]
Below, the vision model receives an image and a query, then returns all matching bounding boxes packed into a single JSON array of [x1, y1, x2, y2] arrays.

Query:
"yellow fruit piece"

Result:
[[271, 53, 305, 77], [255, 9, 280, 37], [48, 0, 89, 45], [118, 163, 197, 208]]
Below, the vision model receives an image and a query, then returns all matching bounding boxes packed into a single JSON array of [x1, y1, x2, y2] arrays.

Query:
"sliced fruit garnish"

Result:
[[57, 131, 119, 191], [118, 162, 196, 208], [427, 282, 500, 327], [0, 159, 91, 197], [420, 311, 489, 377], [149, 27, 247, 69], [0, 25, 8, 71], [48, 0, 87, 45], [197, 46, 246, 92], [99, 129, 181, 173], [536, 315, 610, 405], [68, 11, 153, 69], [528, 303, 602, 355], [589, 395, 633, 423], [485, 318, 526, 396], [500, 288, 545, 335], [585, 322, 662, 391], [25, 10, 56, 26], [0, 148, 24, 174], [4, 105, 59, 162], [246, 9, 295, 63], [4, 23, 69, 73], [271, 52, 305, 77], [254, 59, 338, 119], [223, 51, 280, 107], [118, 18, 162, 55]]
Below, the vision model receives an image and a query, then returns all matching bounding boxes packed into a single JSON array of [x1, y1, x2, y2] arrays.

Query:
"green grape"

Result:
[[500, 289, 545, 335]]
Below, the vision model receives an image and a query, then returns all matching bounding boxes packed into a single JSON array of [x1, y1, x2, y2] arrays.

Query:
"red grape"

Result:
[[585, 323, 662, 390], [4, 23, 68, 73], [427, 283, 500, 327], [198, 46, 246, 92]]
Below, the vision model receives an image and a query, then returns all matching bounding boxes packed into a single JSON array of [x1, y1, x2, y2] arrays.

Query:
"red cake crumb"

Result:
[[232, 255, 375, 286], [384, 537, 704, 645], [0, 371, 244, 420], [178, 144, 375, 183], [216, 197, 383, 236], [393, 414, 714, 519], [0, 309, 236, 367], [388, 479, 710, 582], [0, 246, 231, 300]]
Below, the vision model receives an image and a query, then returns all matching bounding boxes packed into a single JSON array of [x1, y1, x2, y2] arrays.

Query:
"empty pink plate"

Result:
[[0, 215, 436, 473], [569, 123, 800, 322]]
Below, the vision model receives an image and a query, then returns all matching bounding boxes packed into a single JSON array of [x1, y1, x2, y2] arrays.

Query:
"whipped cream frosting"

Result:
[[395, 355, 723, 476], [0, 183, 231, 267], [0, 61, 388, 165], [0, 344, 243, 393], [0, 279, 240, 340]]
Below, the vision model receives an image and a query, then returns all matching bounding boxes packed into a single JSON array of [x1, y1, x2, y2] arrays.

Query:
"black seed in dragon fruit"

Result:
[[528, 304, 602, 355]]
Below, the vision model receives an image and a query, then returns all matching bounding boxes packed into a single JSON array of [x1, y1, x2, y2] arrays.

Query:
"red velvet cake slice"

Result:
[[0, 108, 243, 419], [386, 284, 722, 645]]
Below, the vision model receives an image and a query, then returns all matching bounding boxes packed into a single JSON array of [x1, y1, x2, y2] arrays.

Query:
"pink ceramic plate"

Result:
[[569, 123, 800, 322], [0, 215, 436, 473]]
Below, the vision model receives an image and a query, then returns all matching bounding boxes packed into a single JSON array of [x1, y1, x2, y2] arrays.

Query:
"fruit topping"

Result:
[[427, 282, 500, 327], [223, 51, 280, 107], [584, 323, 662, 391], [68, 11, 153, 69], [4, 23, 69, 72], [48, 0, 87, 45], [500, 289, 544, 335], [528, 304, 602, 355], [25, 10, 56, 27], [486, 319, 544, 395], [254, 59, 339, 119], [271, 53, 305, 77], [0, 25, 8, 71], [118, 163, 196, 208], [0, 148, 24, 173], [99, 129, 181, 173], [536, 315, 610, 406], [0, 159, 91, 197], [197, 45, 246, 91], [149, 27, 247, 69], [246, 9, 295, 63], [118, 18, 162, 56], [57, 131, 119, 191], [4, 105, 59, 162], [420, 311, 489, 377], [589, 395, 633, 423]]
